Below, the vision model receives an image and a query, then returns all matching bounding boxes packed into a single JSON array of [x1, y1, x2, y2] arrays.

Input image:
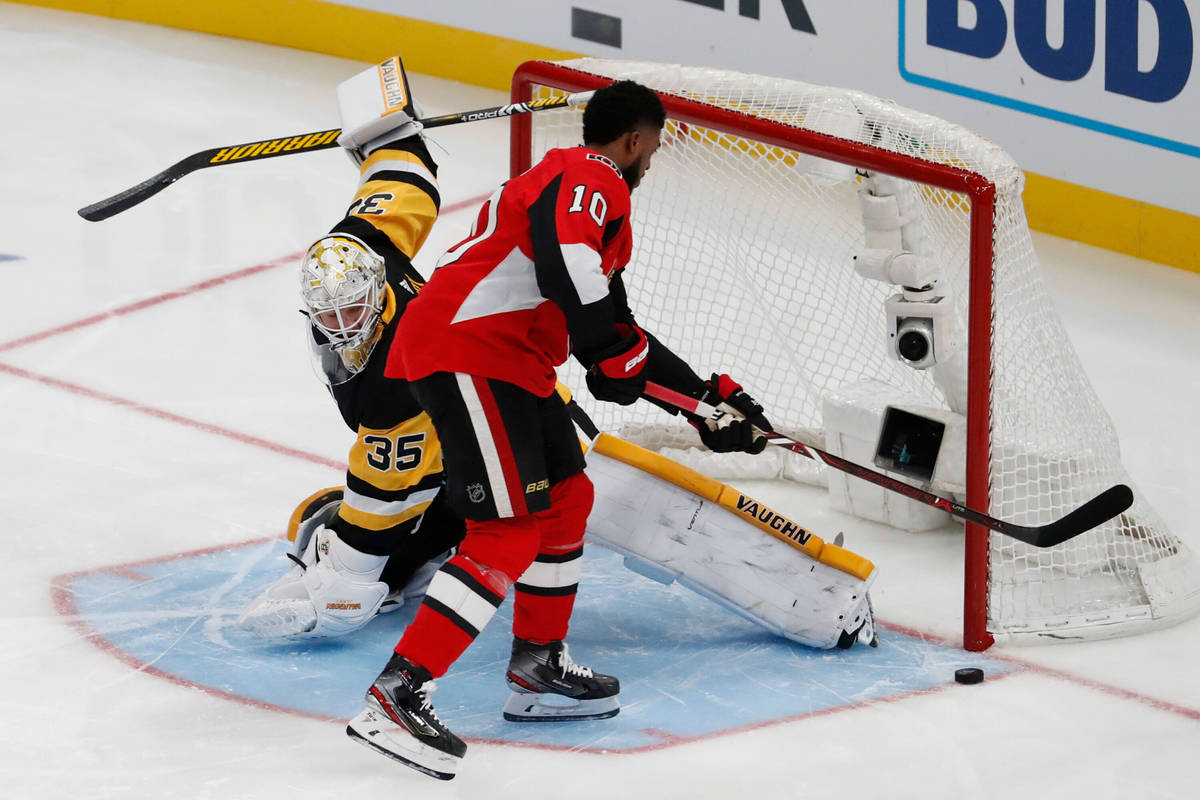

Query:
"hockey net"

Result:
[[510, 59, 1200, 650]]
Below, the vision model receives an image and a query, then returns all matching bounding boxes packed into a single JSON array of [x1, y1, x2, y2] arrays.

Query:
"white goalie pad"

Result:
[[238, 525, 390, 639], [336, 55, 422, 155], [584, 435, 877, 650]]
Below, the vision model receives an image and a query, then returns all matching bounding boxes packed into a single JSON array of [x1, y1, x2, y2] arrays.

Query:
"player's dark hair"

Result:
[[582, 80, 666, 145]]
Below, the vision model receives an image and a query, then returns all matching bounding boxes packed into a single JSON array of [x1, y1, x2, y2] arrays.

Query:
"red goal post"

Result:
[[512, 58, 997, 650], [509, 59, 1200, 651]]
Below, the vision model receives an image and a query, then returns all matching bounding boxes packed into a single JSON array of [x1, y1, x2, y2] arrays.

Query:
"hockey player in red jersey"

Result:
[[346, 80, 775, 780]]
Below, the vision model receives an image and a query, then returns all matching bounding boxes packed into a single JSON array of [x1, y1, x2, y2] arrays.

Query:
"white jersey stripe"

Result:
[[424, 569, 502, 633], [341, 485, 441, 517], [455, 373, 516, 518], [558, 242, 609, 305], [437, 186, 503, 270], [516, 555, 583, 589], [449, 246, 543, 324]]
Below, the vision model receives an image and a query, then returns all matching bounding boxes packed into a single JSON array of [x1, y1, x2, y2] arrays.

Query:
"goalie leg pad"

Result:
[[238, 526, 389, 638], [585, 438, 878, 650], [837, 594, 878, 649], [289, 493, 342, 560], [620, 554, 680, 586]]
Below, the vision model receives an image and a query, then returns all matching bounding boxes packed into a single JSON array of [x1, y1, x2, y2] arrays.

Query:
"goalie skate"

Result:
[[346, 654, 466, 781], [837, 594, 878, 649], [502, 638, 620, 722]]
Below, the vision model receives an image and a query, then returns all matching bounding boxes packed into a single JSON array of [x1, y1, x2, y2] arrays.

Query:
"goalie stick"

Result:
[[642, 381, 1133, 548], [77, 91, 595, 222]]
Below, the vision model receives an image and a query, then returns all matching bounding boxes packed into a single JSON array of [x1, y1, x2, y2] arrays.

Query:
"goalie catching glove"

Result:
[[691, 373, 772, 454], [585, 323, 650, 405]]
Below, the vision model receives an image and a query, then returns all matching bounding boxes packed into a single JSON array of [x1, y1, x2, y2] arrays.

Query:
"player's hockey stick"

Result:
[[642, 381, 1133, 548], [78, 91, 595, 222]]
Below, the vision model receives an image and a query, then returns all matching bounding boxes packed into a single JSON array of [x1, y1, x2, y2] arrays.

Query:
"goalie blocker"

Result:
[[583, 433, 877, 650]]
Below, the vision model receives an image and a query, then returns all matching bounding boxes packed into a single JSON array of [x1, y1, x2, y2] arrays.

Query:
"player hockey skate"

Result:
[[346, 653, 466, 780], [837, 594, 879, 649], [502, 638, 620, 722]]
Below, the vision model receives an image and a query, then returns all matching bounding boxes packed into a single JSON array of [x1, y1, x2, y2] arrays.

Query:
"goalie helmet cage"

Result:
[[510, 59, 1200, 651]]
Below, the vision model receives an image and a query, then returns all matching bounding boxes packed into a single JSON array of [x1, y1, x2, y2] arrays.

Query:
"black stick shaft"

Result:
[[642, 381, 1132, 548], [79, 92, 594, 222]]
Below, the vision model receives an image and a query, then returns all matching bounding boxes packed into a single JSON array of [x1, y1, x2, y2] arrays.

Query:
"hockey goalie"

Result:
[[245, 418, 878, 652], [237, 54, 877, 655]]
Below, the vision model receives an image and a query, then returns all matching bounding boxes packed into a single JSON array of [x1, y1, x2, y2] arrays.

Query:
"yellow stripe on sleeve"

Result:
[[352, 178, 439, 260]]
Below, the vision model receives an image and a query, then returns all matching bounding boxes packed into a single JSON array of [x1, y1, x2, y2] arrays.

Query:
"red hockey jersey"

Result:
[[388, 147, 632, 396]]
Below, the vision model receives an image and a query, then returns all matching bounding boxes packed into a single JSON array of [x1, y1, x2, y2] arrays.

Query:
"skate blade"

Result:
[[836, 596, 879, 649], [502, 691, 620, 722], [237, 600, 317, 638], [859, 596, 879, 648], [346, 709, 461, 780], [377, 594, 404, 614]]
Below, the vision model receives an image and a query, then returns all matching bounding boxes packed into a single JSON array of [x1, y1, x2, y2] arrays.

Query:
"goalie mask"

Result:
[[300, 235, 387, 377]]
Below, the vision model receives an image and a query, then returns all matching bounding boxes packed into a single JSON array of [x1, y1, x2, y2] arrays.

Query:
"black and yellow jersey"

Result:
[[310, 133, 464, 569], [341, 135, 440, 265]]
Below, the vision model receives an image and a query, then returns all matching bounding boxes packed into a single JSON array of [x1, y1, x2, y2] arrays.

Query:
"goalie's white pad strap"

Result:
[[336, 56, 422, 152], [286, 489, 343, 557], [585, 435, 876, 649]]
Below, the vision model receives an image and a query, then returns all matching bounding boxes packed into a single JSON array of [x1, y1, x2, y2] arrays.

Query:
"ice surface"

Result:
[[2, 5, 1198, 799]]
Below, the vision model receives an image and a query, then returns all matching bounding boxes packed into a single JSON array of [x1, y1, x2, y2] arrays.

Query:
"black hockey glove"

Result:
[[690, 373, 773, 454], [585, 324, 650, 406]]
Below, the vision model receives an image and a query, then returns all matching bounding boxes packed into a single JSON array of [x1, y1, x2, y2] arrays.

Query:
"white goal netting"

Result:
[[515, 58, 1200, 646]]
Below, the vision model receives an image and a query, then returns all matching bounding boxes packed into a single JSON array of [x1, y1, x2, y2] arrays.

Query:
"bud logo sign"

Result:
[[899, 1, 1198, 158]]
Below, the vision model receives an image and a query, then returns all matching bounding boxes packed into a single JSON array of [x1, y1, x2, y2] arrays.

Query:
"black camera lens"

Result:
[[898, 329, 930, 362]]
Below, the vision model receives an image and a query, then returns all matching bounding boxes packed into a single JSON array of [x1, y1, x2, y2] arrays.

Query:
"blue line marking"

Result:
[[0, 254, 22, 262], [897, 0, 1200, 159], [63, 541, 1012, 750]]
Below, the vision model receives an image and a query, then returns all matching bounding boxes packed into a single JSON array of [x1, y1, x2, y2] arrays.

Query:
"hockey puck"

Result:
[[954, 667, 985, 685]]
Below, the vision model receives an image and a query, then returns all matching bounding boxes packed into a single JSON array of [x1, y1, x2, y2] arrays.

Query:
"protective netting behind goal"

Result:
[[512, 59, 1200, 646]]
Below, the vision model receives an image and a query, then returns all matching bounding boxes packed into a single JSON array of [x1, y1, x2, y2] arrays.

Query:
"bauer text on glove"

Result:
[[585, 324, 650, 405]]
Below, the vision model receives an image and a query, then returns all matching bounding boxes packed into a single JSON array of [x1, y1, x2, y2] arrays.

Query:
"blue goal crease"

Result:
[[61, 540, 1012, 751]]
